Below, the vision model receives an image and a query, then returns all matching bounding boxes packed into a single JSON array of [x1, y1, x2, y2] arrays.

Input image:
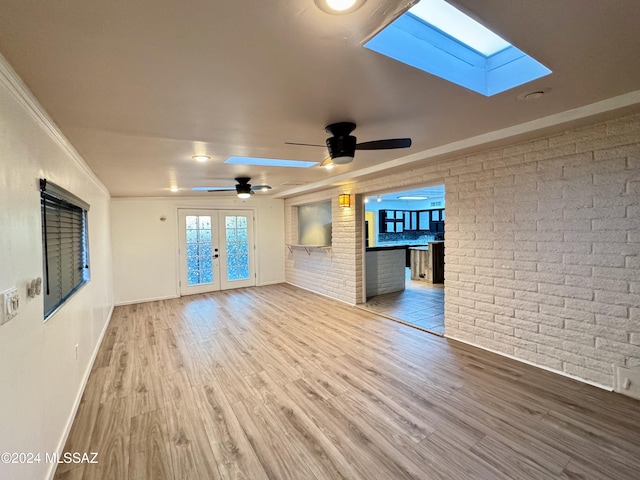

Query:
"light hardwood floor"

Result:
[[55, 283, 640, 480]]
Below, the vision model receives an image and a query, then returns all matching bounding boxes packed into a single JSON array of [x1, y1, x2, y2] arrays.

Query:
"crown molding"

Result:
[[0, 53, 110, 196]]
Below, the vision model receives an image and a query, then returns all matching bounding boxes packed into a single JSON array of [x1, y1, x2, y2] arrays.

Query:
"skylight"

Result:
[[191, 186, 234, 191], [364, 0, 551, 96], [409, 0, 509, 56], [225, 156, 318, 168]]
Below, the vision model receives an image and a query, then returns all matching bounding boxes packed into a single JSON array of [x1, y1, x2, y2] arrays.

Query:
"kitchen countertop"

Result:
[[366, 244, 429, 252]]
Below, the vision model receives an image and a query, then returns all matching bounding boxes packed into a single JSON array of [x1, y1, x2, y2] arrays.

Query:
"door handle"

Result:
[[213, 254, 219, 259]]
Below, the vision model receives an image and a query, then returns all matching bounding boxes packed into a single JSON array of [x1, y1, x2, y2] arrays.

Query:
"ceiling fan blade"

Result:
[[356, 138, 412, 150], [205, 188, 235, 192], [250, 185, 272, 191], [284, 141, 325, 148]]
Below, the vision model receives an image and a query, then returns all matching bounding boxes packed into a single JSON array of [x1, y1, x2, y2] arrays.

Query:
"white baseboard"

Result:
[[285, 281, 357, 306], [46, 303, 115, 480], [115, 294, 179, 306], [446, 334, 612, 391], [257, 280, 286, 287], [116, 286, 286, 306]]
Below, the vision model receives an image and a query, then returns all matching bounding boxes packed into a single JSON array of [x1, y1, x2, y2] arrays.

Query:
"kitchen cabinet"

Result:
[[429, 209, 445, 232], [380, 209, 415, 232], [417, 209, 445, 232], [403, 211, 418, 231], [418, 211, 430, 230], [410, 242, 444, 283], [379, 209, 444, 233]]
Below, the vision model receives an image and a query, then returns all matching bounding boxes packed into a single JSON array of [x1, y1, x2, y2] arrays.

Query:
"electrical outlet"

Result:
[[614, 365, 640, 400]]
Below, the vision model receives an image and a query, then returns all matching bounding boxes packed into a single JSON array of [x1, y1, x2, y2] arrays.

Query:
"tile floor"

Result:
[[363, 268, 445, 334]]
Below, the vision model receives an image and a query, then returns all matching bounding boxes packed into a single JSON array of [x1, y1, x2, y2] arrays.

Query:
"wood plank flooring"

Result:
[[55, 283, 640, 480]]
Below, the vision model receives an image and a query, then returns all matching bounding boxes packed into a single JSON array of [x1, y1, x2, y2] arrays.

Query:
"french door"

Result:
[[178, 209, 255, 295]]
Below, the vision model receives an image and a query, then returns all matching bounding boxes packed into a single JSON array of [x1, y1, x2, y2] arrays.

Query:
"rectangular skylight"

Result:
[[225, 156, 318, 168], [409, 0, 509, 56], [191, 186, 234, 191], [364, 0, 551, 96]]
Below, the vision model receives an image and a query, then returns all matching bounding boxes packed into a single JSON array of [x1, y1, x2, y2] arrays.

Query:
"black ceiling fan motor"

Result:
[[325, 122, 357, 160], [235, 177, 253, 196]]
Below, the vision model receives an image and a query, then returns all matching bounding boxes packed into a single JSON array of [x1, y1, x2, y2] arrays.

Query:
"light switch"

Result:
[[1, 287, 20, 325]]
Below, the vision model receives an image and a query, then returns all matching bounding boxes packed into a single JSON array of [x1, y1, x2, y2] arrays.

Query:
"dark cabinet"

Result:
[[380, 209, 444, 233], [429, 209, 445, 232], [379, 210, 395, 233], [417, 209, 445, 231], [418, 211, 430, 230], [380, 209, 415, 232]]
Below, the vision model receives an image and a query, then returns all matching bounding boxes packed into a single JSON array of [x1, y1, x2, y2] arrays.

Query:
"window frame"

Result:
[[40, 179, 91, 321]]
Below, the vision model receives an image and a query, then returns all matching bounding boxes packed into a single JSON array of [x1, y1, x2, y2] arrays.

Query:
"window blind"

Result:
[[40, 179, 90, 319]]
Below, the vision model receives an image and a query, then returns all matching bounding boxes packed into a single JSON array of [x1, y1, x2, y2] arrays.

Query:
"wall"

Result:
[[0, 57, 113, 480], [111, 196, 285, 305], [284, 112, 640, 389], [443, 115, 640, 387], [366, 249, 406, 296], [285, 190, 363, 304]]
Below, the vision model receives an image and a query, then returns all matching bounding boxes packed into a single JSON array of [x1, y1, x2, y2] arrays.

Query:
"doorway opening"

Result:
[[178, 209, 255, 296], [362, 185, 445, 334]]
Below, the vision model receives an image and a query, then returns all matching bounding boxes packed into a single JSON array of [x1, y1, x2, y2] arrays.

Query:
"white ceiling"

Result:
[[1, 0, 639, 198], [366, 185, 445, 203]]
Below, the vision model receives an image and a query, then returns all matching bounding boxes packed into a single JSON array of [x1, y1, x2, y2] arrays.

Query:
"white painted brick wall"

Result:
[[285, 188, 362, 304], [365, 249, 405, 296], [444, 114, 640, 387], [283, 112, 640, 388]]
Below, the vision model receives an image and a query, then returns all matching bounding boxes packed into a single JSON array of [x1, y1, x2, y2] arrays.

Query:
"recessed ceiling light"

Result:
[[315, 0, 365, 14], [377, 196, 382, 203], [192, 155, 211, 162], [327, 0, 356, 11], [364, 197, 369, 203]]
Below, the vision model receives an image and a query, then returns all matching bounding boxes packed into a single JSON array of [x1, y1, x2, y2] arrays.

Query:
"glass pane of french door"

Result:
[[225, 215, 250, 281], [220, 211, 255, 290], [186, 214, 214, 285], [179, 210, 220, 295]]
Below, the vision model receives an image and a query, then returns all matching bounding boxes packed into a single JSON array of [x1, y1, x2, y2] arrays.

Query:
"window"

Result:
[[40, 179, 90, 320], [297, 200, 332, 246]]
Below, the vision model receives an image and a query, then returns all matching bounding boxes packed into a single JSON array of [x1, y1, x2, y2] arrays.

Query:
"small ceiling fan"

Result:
[[286, 122, 412, 164], [197, 177, 272, 199]]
